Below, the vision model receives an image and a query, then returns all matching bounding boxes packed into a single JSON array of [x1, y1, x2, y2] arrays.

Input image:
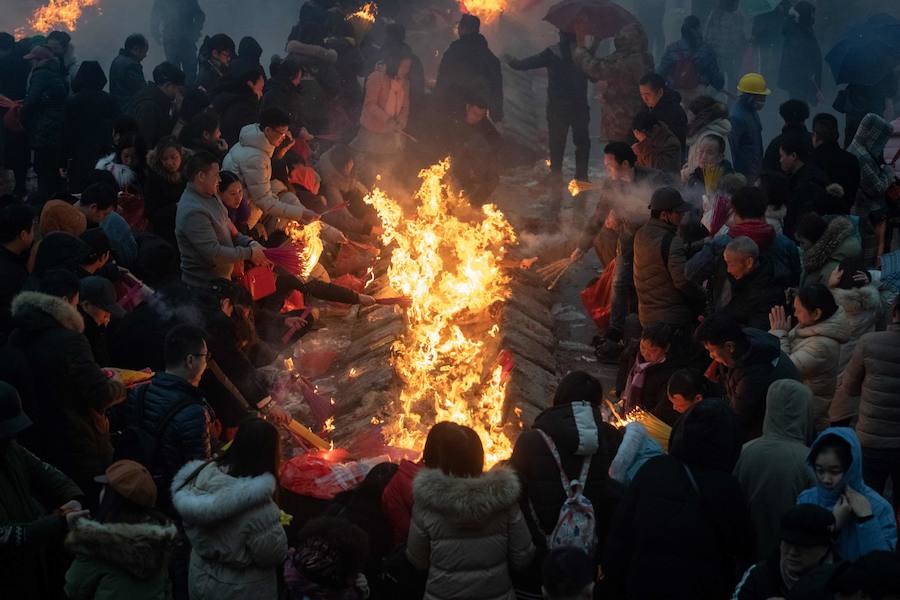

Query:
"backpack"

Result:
[[115, 384, 196, 485], [671, 52, 701, 90], [530, 429, 597, 557]]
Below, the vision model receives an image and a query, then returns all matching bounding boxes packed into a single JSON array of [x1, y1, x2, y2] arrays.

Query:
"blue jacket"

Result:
[[729, 95, 764, 181], [797, 428, 897, 560]]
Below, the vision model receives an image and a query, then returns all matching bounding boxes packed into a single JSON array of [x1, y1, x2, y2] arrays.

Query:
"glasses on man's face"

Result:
[[190, 352, 212, 361]]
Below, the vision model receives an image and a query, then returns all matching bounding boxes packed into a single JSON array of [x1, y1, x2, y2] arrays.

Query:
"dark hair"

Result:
[[553, 371, 603, 406], [632, 112, 660, 133], [72, 60, 107, 93], [181, 110, 220, 146], [667, 368, 708, 399], [779, 99, 810, 124], [829, 551, 900, 598], [273, 153, 305, 186], [836, 258, 871, 289], [179, 87, 211, 122], [207, 33, 236, 55], [641, 322, 674, 349], [681, 15, 703, 47], [459, 13, 481, 35], [235, 64, 265, 87], [185, 151, 220, 181], [0, 33, 15, 53], [542, 547, 594, 598], [604, 142, 637, 167], [421, 421, 460, 468], [271, 55, 303, 82], [0, 204, 34, 244], [153, 61, 186, 86], [113, 115, 139, 136], [780, 132, 811, 161], [700, 133, 727, 154], [695, 313, 747, 346], [812, 113, 840, 144], [114, 132, 146, 169], [294, 517, 369, 590], [81, 182, 117, 211], [218, 417, 281, 478], [218, 170, 242, 194], [795, 212, 827, 244], [124, 33, 149, 53], [87, 169, 120, 194], [164, 324, 207, 369], [260, 107, 291, 130], [385, 22, 406, 44], [434, 424, 483, 477], [329, 144, 354, 172], [797, 283, 838, 322], [80, 228, 111, 265], [639, 72, 666, 91], [383, 51, 412, 78], [731, 186, 767, 219], [811, 433, 852, 471], [38, 268, 80, 299], [759, 170, 790, 210], [47, 31, 71, 48]]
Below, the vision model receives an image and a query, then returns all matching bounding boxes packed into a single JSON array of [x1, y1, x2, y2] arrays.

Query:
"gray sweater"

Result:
[[175, 184, 253, 287]]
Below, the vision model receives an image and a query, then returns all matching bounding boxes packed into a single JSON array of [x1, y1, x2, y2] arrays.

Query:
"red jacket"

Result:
[[381, 459, 422, 545]]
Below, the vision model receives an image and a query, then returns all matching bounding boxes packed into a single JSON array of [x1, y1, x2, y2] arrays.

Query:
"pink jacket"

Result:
[[359, 69, 409, 134]]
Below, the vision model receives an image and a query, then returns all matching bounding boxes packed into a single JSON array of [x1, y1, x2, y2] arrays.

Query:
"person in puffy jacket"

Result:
[[407, 423, 534, 600], [769, 284, 850, 431], [797, 427, 897, 560], [222, 109, 318, 231], [510, 371, 624, 596], [734, 379, 815, 559], [172, 417, 287, 600], [604, 398, 753, 599]]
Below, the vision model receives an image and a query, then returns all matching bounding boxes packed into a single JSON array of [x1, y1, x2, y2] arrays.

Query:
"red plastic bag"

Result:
[[2, 103, 24, 133], [242, 266, 277, 300], [279, 453, 377, 500], [331, 241, 378, 277], [580, 258, 616, 330]]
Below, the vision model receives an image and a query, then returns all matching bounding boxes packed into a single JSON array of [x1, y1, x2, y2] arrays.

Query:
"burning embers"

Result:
[[459, 0, 508, 23], [347, 2, 378, 23], [24, 0, 99, 33], [364, 160, 518, 466]]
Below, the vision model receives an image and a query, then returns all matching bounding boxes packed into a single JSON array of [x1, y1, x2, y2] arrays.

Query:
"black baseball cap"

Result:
[[780, 504, 835, 547], [80, 276, 125, 319]]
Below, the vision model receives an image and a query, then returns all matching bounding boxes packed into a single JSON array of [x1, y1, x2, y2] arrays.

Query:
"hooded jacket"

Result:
[[510, 402, 623, 554], [735, 380, 815, 559], [605, 399, 752, 599], [637, 87, 689, 150], [222, 124, 310, 226], [8, 292, 122, 485], [127, 84, 175, 150], [64, 519, 178, 600], [797, 428, 897, 560], [435, 33, 504, 122], [381, 458, 424, 546], [633, 122, 682, 174], [832, 284, 881, 374], [171, 460, 287, 600], [832, 324, 900, 449], [608, 421, 664, 485], [847, 113, 894, 204], [801, 217, 862, 287], [406, 466, 534, 600], [710, 328, 801, 441], [573, 22, 654, 142], [685, 105, 732, 173], [771, 309, 851, 430]]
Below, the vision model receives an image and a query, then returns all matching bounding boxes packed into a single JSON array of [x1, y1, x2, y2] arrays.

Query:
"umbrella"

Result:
[[543, 0, 637, 39], [826, 14, 900, 86]]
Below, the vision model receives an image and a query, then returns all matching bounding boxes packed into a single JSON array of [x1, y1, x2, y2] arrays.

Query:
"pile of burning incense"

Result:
[[537, 257, 575, 290]]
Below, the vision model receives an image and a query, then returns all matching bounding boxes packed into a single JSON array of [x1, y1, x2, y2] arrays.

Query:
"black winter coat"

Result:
[[435, 33, 504, 121], [719, 258, 784, 330], [62, 89, 120, 193], [212, 86, 260, 148], [123, 373, 212, 512], [616, 343, 685, 425], [811, 141, 861, 210], [109, 50, 146, 104], [0, 245, 28, 339], [604, 399, 753, 600], [763, 123, 812, 173], [197, 59, 227, 94], [711, 328, 801, 441], [8, 292, 121, 490], [778, 21, 822, 104], [143, 165, 186, 239], [22, 60, 68, 149], [637, 87, 688, 150], [509, 42, 589, 112], [784, 162, 829, 236], [127, 84, 175, 149], [260, 77, 304, 134]]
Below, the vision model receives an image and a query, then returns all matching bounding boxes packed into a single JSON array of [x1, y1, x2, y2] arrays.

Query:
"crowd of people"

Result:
[[0, 0, 899, 598]]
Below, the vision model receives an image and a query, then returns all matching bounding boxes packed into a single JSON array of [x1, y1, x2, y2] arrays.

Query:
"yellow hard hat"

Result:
[[736, 73, 772, 96]]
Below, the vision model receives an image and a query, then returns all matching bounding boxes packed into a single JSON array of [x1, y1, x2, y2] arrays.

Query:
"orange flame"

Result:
[[459, 0, 507, 23], [347, 2, 377, 23], [27, 0, 100, 33], [364, 160, 518, 467], [284, 221, 324, 279]]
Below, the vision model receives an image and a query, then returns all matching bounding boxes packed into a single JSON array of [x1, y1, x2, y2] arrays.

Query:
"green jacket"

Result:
[[65, 519, 177, 600], [0, 441, 83, 599]]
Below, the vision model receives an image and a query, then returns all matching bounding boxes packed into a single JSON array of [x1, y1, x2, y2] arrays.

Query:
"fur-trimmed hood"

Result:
[[171, 460, 276, 526], [11, 291, 84, 333], [791, 308, 852, 344], [803, 217, 858, 272], [66, 519, 178, 580], [412, 466, 521, 527], [832, 284, 881, 316]]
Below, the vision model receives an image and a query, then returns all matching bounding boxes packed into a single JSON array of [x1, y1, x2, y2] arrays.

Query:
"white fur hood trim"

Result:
[[412, 466, 521, 525], [66, 519, 178, 579], [171, 460, 276, 526], [832, 284, 881, 315], [11, 291, 84, 333]]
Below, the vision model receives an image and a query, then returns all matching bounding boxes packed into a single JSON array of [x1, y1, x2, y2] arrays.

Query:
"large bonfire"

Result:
[[459, 0, 508, 23], [23, 0, 99, 33], [364, 160, 517, 466]]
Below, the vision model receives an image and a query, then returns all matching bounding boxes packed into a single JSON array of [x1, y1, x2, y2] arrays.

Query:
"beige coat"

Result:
[[171, 461, 287, 600], [771, 309, 851, 431], [407, 466, 535, 600]]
